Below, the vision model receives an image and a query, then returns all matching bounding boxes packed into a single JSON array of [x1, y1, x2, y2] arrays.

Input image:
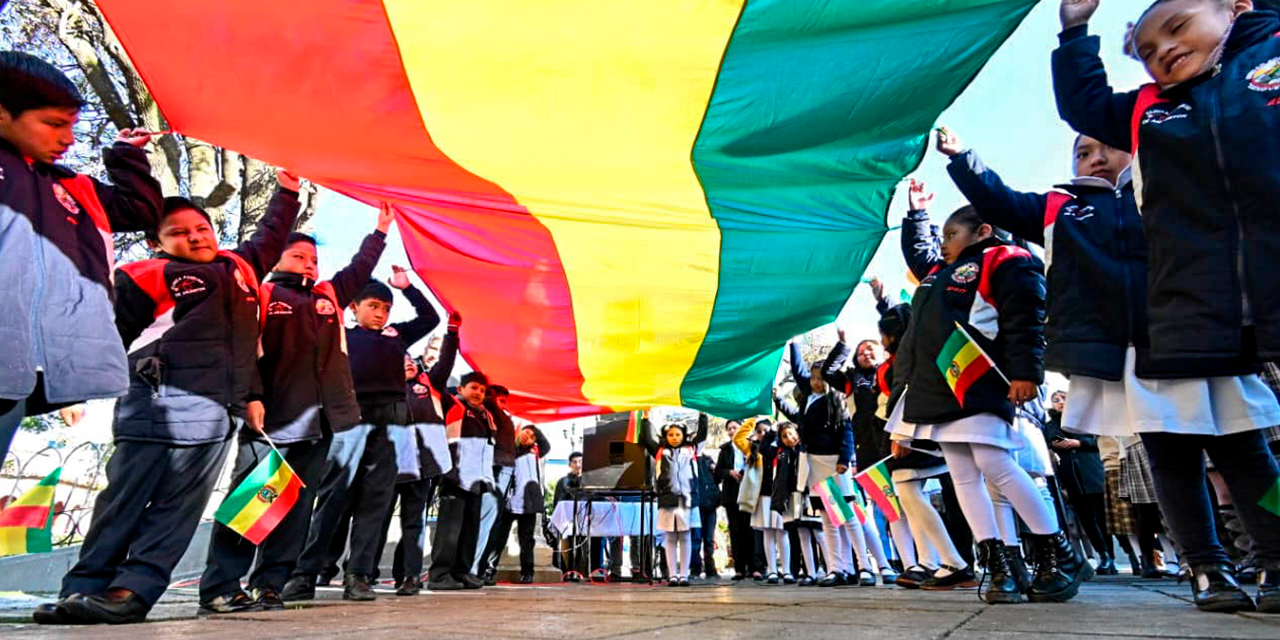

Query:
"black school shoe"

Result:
[[396, 576, 423, 596], [1189, 564, 1255, 613], [518, 572, 534, 584], [894, 566, 932, 589], [343, 574, 377, 601], [253, 587, 285, 611], [818, 572, 847, 587], [921, 566, 979, 590], [281, 575, 316, 602], [199, 590, 261, 615], [427, 575, 465, 591], [33, 596, 90, 625], [61, 590, 149, 625], [1027, 531, 1093, 603], [458, 573, 485, 589]]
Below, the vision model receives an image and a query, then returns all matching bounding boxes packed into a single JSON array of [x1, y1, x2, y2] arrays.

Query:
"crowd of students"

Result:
[[2, 0, 1280, 625]]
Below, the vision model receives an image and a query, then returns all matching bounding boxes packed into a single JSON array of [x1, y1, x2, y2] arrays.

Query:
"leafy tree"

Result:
[[0, 0, 318, 256]]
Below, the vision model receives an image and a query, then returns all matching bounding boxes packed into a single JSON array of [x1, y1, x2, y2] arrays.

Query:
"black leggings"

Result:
[[1135, 502, 1164, 569], [1070, 493, 1110, 557]]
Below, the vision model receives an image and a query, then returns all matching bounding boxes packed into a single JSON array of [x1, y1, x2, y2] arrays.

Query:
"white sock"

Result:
[[679, 530, 692, 578], [763, 529, 779, 575], [821, 519, 846, 574], [889, 517, 918, 568], [798, 528, 818, 576], [861, 511, 890, 570]]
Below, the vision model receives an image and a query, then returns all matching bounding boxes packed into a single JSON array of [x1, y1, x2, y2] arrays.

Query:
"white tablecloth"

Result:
[[550, 500, 698, 537]]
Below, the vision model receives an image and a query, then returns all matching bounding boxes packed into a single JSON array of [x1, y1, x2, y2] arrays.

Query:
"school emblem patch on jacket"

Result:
[[951, 263, 979, 284], [315, 298, 335, 315], [382, 326, 399, 338], [413, 384, 429, 395], [267, 301, 293, 316], [51, 182, 80, 214], [171, 275, 207, 297], [1248, 57, 1280, 92]]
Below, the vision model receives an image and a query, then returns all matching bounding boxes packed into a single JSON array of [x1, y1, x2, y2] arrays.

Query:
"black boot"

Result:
[[343, 574, 377, 601], [1257, 562, 1280, 614], [1097, 555, 1118, 576], [976, 539, 1022, 604], [1027, 531, 1092, 603], [1189, 564, 1255, 613], [1006, 544, 1032, 594]]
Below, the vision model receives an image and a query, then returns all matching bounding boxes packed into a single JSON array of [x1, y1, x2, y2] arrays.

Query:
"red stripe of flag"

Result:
[[953, 357, 992, 408], [0, 506, 51, 529], [240, 475, 302, 545]]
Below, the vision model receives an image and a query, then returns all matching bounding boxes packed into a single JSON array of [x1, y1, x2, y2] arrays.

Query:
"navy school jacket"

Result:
[[346, 284, 440, 410], [405, 328, 459, 426], [441, 393, 496, 494], [821, 342, 890, 470], [775, 342, 854, 467], [1053, 12, 1280, 366], [0, 140, 163, 410], [896, 211, 1046, 425], [111, 188, 300, 444], [254, 231, 386, 443]]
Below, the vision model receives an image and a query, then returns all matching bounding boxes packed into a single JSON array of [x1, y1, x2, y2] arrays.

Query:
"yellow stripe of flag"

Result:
[[943, 341, 984, 391], [225, 458, 294, 533]]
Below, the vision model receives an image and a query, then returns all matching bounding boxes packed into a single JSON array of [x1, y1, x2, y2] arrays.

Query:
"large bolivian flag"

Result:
[[95, 0, 1036, 420]]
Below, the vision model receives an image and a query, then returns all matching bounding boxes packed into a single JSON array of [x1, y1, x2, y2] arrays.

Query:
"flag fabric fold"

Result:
[[811, 475, 865, 526], [214, 450, 302, 545], [1260, 478, 1280, 518], [854, 457, 902, 523], [0, 467, 60, 556], [94, 0, 1037, 420]]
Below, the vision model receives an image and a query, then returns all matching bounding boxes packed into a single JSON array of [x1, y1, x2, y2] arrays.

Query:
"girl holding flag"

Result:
[[888, 180, 1089, 605]]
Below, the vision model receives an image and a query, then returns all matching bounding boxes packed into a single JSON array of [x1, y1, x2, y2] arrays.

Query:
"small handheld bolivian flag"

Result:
[[215, 450, 302, 545], [624, 410, 644, 444], [811, 476, 865, 527], [854, 457, 903, 523], [0, 467, 60, 556], [935, 322, 1003, 407]]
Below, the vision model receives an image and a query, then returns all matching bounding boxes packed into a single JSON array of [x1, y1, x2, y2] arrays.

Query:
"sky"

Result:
[[307, 0, 1150, 381]]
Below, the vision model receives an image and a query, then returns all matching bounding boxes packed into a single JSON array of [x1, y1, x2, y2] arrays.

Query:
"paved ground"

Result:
[[1, 575, 1278, 639]]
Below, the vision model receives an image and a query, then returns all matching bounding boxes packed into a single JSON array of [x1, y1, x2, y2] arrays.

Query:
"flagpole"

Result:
[[952, 321, 1011, 385], [258, 430, 307, 488]]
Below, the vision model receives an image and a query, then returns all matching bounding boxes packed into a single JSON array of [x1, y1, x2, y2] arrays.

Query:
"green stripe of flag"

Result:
[[214, 451, 283, 524], [681, 0, 1038, 418], [936, 328, 971, 373]]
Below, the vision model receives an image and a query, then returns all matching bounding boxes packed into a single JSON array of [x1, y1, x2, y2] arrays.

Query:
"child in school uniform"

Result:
[[879, 303, 981, 591], [1053, 0, 1280, 613], [428, 371, 497, 591], [733, 418, 790, 584], [776, 346, 882, 587], [36, 172, 300, 625], [0, 52, 163, 464], [287, 267, 440, 602], [383, 315, 460, 596], [890, 180, 1088, 605], [493, 423, 552, 584], [774, 422, 824, 585], [653, 416, 707, 586], [198, 205, 392, 613]]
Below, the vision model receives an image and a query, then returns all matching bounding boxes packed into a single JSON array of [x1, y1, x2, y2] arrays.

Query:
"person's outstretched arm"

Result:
[[938, 131, 1048, 246], [328, 204, 393, 307], [1052, 0, 1141, 152], [427, 313, 462, 392], [95, 132, 163, 232], [233, 170, 302, 279], [789, 341, 813, 397], [387, 268, 442, 346], [901, 180, 945, 281]]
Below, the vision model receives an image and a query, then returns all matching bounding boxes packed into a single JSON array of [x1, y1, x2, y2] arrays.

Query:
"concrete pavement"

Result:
[[2, 575, 1278, 639]]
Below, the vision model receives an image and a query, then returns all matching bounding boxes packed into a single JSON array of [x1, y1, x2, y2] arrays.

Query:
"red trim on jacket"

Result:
[[1130, 84, 1166, 156], [977, 245, 1033, 305]]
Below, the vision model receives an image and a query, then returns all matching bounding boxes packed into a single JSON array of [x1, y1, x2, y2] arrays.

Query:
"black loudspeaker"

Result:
[[580, 413, 650, 491]]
